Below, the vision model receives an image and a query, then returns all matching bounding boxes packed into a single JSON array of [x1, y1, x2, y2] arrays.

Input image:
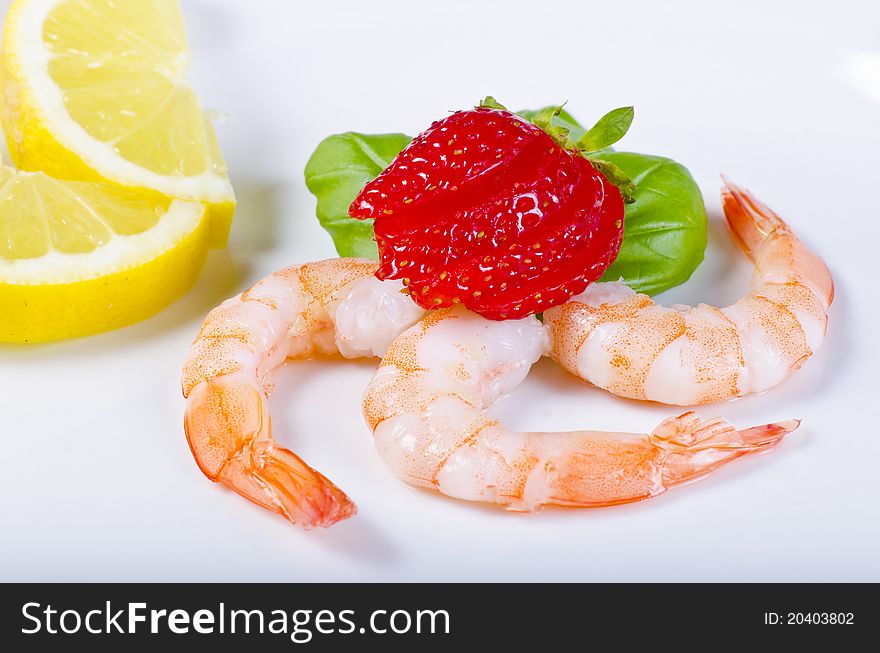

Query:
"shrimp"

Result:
[[182, 258, 425, 528], [363, 306, 798, 510], [544, 178, 834, 405]]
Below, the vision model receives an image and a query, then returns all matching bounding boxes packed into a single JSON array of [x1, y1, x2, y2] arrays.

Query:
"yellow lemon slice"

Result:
[[1, 0, 235, 247], [0, 165, 207, 343]]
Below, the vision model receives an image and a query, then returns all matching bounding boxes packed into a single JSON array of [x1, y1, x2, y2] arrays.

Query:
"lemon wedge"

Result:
[[0, 165, 207, 343], [1, 0, 235, 247]]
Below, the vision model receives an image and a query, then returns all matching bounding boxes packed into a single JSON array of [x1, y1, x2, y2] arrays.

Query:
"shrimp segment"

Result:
[[363, 308, 798, 510], [545, 178, 834, 405], [182, 258, 425, 528]]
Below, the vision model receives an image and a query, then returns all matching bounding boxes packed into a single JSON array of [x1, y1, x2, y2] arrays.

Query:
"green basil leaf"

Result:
[[304, 132, 411, 258], [576, 106, 634, 153], [598, 151, 707, 295]]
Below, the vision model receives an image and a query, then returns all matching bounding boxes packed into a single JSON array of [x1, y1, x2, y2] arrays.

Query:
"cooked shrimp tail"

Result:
[[721, 174, 788, 257], [722, 175, 834, 305], [185, 377, 356, 528], [649, 412, 799, 490]]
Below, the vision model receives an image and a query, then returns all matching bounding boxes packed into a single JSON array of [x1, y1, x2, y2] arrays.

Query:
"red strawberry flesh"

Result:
[[350, 107, 625, 320]]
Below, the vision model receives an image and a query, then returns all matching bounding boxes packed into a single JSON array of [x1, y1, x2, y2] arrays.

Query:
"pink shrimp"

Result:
[[363, 307, 798, 510], [545, 178, 834, 405], [182, 258, 425, 528]]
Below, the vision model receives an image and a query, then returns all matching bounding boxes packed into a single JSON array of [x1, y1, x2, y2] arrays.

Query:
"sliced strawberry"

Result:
[[350, 104, 628, 319], [350, 108, 549, 223]]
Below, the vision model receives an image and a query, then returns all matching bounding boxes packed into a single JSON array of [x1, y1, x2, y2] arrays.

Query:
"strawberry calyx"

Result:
[[480, 97, 637, 203]]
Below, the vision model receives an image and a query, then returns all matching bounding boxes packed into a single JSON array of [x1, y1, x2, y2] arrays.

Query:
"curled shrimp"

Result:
[[363, 307, 798, 510], [182, 258, 425, 528], [545, 178, 834, 405]]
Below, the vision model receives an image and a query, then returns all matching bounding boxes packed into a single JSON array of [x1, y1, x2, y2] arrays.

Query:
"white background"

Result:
[[1, 0, 878, 581]]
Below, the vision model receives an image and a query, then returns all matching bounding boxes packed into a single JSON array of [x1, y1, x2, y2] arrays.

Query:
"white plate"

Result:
[[1, 0, 877, 581]]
